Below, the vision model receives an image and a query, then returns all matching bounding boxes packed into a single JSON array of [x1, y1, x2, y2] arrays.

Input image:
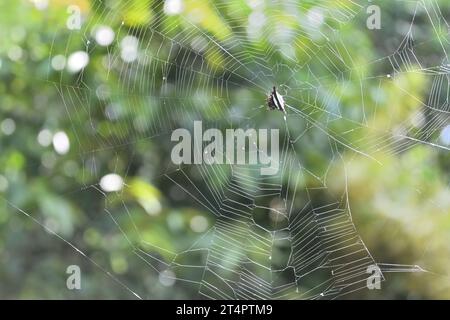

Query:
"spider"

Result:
[[267, 86, 286, 114]]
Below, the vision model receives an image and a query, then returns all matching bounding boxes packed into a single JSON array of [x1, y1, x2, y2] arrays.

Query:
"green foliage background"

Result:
[[0, 0, 449, 299]]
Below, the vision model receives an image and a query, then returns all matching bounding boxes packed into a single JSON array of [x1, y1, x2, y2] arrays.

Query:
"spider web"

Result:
[[10, 0, 450, 299]]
